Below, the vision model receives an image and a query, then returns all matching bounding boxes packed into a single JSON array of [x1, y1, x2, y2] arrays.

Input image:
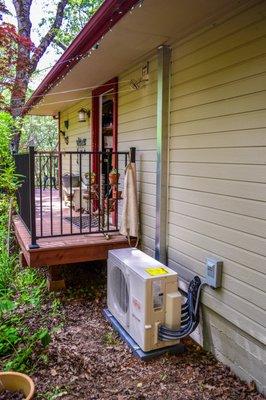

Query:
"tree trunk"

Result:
[[9, 0, 68, 152], [10, 67, 30, 153]]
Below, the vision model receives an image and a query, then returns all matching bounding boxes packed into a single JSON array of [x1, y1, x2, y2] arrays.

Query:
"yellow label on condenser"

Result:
[[145, 267, 169, 276]]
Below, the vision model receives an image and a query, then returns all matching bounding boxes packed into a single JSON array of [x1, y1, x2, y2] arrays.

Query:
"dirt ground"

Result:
[[31, 263, 264, 400]]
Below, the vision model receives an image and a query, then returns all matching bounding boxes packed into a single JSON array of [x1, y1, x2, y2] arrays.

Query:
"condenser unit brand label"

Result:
[[132, 296, 141, 311], [153, 280, 164, 310], [132, 296, 142, 322], [145, 267, 169, 276]]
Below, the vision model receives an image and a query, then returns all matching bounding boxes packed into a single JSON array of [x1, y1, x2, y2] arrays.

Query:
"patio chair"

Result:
[[62, 174, 85, 206]]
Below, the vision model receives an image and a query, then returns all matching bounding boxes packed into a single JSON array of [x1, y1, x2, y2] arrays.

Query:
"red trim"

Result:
[[58, 112, 61, 152], [92, 77, 118, 223], [24, 0, 139, 115], [91, 77, 118, 171], [57, 112, 62, 197]]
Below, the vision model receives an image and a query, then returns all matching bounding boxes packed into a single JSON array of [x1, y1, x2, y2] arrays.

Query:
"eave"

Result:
[[24, 0, 139, 115], [26, 0, 251, 116]]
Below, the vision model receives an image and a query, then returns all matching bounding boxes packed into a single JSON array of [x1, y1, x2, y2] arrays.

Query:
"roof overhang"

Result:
[[26, 0, 250, 116]]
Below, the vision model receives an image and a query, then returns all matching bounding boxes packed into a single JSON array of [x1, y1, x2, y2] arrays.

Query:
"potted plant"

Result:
[[108, 168, 120, 185], [0, 372, 35, 399], [104, 198, 116, 212], [113, 189, 122, 199], [85, 171, 96, 184]]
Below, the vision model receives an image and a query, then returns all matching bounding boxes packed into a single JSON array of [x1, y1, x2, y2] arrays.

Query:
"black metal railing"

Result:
[[15, 146, 136, 248]]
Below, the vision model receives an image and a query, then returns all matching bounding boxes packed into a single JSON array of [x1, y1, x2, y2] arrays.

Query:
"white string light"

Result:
[[13, 80, 151, 111], [22, 0, 146, 113]]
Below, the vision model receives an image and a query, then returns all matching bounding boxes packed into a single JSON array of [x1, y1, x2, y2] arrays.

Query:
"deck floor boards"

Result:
[[13, 189, 131, 267]]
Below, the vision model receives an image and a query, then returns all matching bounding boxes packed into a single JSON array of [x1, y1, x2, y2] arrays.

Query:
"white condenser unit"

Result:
[[107, 248, 182, 352]]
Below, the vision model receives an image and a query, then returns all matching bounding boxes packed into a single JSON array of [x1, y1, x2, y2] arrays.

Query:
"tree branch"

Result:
[[30, 0, 68, 73], [53, 38, 67, 51], [12, 0, 32, 37], [0, 1, 11, 16]]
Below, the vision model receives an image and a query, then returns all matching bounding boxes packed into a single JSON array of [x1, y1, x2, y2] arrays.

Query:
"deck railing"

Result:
[[15, 146, 136, 248]]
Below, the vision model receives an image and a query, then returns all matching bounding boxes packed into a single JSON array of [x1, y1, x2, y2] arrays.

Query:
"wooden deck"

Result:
[[13, 186, 134, 268], [13, 215, 131, 267], [35, 189, 116, 237]]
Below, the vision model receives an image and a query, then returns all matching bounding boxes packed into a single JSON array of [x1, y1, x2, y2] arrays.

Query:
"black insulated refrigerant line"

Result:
[[159, 276, 206, 341]]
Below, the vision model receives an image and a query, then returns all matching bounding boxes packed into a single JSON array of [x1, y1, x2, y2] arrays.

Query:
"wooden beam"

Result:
[[47, 266, 66, 291]]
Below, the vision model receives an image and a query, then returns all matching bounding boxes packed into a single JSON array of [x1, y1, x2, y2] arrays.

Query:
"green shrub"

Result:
[[0, 111, 55, 373], [0, 112, 18, 195]]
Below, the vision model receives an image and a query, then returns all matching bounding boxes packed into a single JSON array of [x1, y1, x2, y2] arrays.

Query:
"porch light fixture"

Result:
[[64, 120, 69, 129], [76, 137, 87, 147], [78, 108, 90, 122], [60, 130, 69, 145]]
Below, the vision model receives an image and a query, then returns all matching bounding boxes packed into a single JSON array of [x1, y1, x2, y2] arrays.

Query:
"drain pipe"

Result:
[[155, 45, 171, 264]]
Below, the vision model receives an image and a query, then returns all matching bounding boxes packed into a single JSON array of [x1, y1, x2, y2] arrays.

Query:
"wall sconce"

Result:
[[76, 137, 87, 148], [64, 120, 69, 129], [78, 108, 90, 122], [60, 130, 69, 145]]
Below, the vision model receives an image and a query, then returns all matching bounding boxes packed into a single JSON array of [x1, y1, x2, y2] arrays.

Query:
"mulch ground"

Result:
[[30, 263, 264, 400]]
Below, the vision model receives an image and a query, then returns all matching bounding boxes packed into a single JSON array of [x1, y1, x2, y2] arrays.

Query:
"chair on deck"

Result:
[[62, 174, 86, 207]]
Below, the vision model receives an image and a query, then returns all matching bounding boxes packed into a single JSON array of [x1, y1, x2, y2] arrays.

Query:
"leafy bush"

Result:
[[0, 112, 55, 372], [0, 112, 18, 196]]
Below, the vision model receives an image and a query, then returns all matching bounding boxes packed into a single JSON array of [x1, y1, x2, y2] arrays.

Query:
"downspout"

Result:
[[155, 45, 171, 264]]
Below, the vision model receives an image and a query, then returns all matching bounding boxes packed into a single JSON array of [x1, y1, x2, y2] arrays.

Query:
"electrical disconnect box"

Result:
[[205, 258, 223, 288]]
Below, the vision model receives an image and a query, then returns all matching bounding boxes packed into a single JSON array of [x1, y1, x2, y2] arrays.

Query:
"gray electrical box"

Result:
[[205, 258, 223, 288]]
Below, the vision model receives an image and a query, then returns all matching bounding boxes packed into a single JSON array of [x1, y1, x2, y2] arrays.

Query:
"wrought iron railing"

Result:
[[15, 146, 136, 248]]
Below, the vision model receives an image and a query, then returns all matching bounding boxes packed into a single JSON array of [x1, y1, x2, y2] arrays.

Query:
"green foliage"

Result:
[[3, 328, 51, 372], [52, 0, 103, 52], [21, 115, 58, 151], [102, 330, 120, 346], [0, 325, 20, 356], [0, 264, 54, 372], [39, 386, 69, 400], [0, 113, 58, 373], [0, 112, 17, 194]]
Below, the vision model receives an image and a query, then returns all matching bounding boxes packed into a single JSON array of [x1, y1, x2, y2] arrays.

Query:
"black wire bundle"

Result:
[[158, 276, 203, 341]]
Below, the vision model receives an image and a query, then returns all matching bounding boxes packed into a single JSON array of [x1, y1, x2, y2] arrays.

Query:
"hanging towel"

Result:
[[120, 162, 139, 245]]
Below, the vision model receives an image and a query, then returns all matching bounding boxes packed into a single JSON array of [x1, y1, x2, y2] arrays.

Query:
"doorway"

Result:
[[92, 77, 118, 166], [91, 78, 118, 223]]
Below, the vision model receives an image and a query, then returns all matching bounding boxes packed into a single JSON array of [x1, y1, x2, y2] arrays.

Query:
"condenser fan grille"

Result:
[[112, 266, 129, 314]]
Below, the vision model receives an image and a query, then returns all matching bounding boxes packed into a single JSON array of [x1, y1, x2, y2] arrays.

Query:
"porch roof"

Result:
[[26, 0, 247, 116]]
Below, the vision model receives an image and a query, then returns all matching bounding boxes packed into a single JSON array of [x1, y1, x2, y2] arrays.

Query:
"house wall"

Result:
[[117, 57, 158, 256], [55, 3, 266, 391], [168, 1, 266, 393], [60, 98, 92, 175]]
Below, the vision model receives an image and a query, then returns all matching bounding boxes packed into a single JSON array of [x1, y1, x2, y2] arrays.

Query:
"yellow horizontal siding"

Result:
[[169, 1, 266, 344], [171, 1, 266, 60], [168, 199, 266, 238], [170, 129, 266, 148], [60, 99, 92, 174], [118, 56, 157, 255], [169, 187, 266, 220]]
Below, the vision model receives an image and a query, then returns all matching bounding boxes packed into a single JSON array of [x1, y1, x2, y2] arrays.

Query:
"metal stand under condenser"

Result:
[[103, 308, 186, 361]]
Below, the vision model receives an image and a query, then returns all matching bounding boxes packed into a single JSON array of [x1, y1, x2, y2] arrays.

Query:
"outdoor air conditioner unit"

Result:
[[107, 248, 182, 352]]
